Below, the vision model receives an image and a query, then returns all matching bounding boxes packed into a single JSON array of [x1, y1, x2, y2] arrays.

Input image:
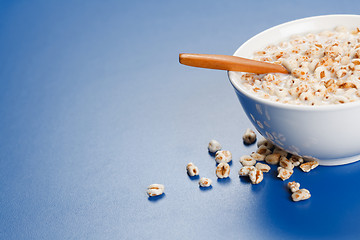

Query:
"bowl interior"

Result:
[[229, 14, 360, 107]]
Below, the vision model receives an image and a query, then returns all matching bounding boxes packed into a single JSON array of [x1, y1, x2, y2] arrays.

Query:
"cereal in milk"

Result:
[[239, 26, 360, 105]]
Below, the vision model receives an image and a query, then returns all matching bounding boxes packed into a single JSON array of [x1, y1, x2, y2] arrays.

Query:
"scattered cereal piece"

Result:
[[273, 147, 288, 157], [243, 128, 257, 145], [249, 168, 264, 184], [255, 162, 271, 173], [279, 156, 294, 170], [239, 155, 256, 166], [250, 152, 266, 161], [265, 153, 281, 165], [277, 167, 293, 181], [238, 166, 255, 176], [289, 155, 304, 167], [199, 177, 212, 187], [215, 150, 232, 163], [291, 161, 301, 167], [216, 162, 230, 178], [147, 184, 165, 197], [257, 137, 274, 149], [288, 181, 300, 193], [291, 189, 311, 202], [300, 161, 319, 172], [257, 145, 272, 156], [208, 139, 222, 153], [186, 162, 199, 176]]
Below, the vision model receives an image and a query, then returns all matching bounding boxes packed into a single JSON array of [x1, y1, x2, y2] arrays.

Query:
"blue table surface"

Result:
[[2, 1, 360, 239]]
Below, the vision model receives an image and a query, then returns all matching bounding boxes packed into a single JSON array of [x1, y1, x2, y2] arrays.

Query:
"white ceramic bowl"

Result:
[[228, 15, 360, 166]]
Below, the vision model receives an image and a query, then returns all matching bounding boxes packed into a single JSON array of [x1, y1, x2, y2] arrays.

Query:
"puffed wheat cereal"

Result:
[[265, 153, 281, 165], [208, 139, 222, 153], [216, 162, 230, 178], [215, 150, 232, 163], [279, 156, 294, 170], [249, 168, 264, 184], [273, 147, 288, 157], [238, 26, 360, 106], [147, 184, 165, 197], [238, 166, 256, 176], [199, 177, 212, 187], [257, 137, 274, 149], [186, 162, 199, 176], [240, 155, 256, 166], [243, 128, 257, 145], [255, 162, 271, 173], [250, 152, 266, 161], [291, 189, 311, 202], [257, 145, 272, 156], [300, 161, 319, 172], [288, 181, 300, 193], [277, 167, 293, 181], [196, 133, 319, 201], [289, 155, 304, 167]]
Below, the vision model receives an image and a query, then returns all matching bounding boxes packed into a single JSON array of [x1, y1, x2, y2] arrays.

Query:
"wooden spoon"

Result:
[[179, 53, 288, 74]]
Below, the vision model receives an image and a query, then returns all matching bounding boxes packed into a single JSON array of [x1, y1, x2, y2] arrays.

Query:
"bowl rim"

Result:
[[228, 14, 360, 112]]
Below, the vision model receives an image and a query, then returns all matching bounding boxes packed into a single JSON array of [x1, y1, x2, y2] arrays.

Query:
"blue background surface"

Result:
[[1, 1, 360, 239]]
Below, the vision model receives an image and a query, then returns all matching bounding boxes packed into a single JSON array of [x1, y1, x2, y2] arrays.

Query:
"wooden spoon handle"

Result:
[[179, 53, 288, 74]]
